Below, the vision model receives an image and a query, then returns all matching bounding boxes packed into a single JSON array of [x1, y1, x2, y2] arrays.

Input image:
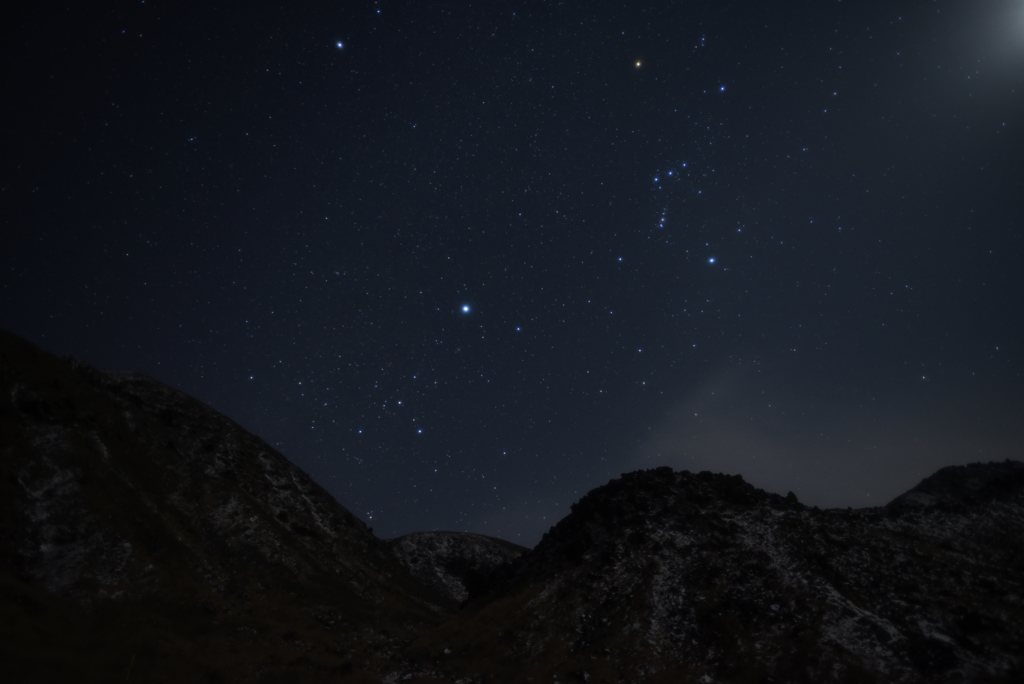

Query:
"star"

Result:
[[461, 304, 471, 314], [336, 41, 344, 49]]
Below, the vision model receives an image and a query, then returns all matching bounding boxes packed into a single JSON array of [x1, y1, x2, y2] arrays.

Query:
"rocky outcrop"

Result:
[[413, 466, 1024, 683], [886, 460, 1024, 511], [389, 531, 527, 603]]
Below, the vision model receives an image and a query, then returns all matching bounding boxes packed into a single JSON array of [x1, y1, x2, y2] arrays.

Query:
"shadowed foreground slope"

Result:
[[0, 329, 453, 683]]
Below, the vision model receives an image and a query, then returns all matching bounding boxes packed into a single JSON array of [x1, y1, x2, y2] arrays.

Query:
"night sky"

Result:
[[3, 1, 1023, 545]]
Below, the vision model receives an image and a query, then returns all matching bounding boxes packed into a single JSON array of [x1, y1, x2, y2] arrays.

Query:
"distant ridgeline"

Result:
[[2, 328, 1022, 683]]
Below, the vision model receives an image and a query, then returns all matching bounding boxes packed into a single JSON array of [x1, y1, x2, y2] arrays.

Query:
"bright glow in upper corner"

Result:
[[1008, 1, 1024, 49], [964, 1, 1024, 67]]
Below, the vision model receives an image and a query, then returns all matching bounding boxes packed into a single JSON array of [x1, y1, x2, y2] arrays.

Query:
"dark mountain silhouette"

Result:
[[0, 329, 453, 683], [2, 329, 1022, 683], [414, 466, 1023, 683]]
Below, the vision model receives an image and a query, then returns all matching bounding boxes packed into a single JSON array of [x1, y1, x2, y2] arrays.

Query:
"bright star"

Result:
[[336, 41, 344, 49], [461, 305, 471, 313], [708, 257, 716, 264]]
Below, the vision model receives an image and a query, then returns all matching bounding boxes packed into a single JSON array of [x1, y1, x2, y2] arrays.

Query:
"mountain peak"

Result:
[[1, 329, 452, 681], [414, 462, 1024, 682], [887, 459, 1024, 511]]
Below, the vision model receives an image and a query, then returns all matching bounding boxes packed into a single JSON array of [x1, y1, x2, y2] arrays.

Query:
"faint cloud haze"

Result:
[[633, 361, 1023, 509]]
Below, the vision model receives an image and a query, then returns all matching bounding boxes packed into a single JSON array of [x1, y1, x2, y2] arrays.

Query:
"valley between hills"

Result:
[[2, 328, 1022, 683]]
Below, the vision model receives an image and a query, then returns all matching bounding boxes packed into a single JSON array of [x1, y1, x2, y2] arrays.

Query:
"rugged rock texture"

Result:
[[0, 329, 452, 683], [389, 532, 527, 603], [413, 466, 1024, 683], [886, 460, 1024, 511], [3, 329, 1023, 683]]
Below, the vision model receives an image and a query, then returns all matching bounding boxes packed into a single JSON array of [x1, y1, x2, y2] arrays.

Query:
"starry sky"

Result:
[[3, 1, 1023, 545]]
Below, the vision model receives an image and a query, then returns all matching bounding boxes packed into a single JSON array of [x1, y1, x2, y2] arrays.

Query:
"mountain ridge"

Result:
[[2, 328, 1022, 683], [411, 465, 1023, 682], [1, 328, 453, 682]]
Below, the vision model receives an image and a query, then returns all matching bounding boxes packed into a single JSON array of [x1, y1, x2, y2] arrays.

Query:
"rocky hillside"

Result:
[[3, 329, 1023, 683], [0, 329, 453, 683], [411, 465, 1024, 683], [389, 532, 527, 603]]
